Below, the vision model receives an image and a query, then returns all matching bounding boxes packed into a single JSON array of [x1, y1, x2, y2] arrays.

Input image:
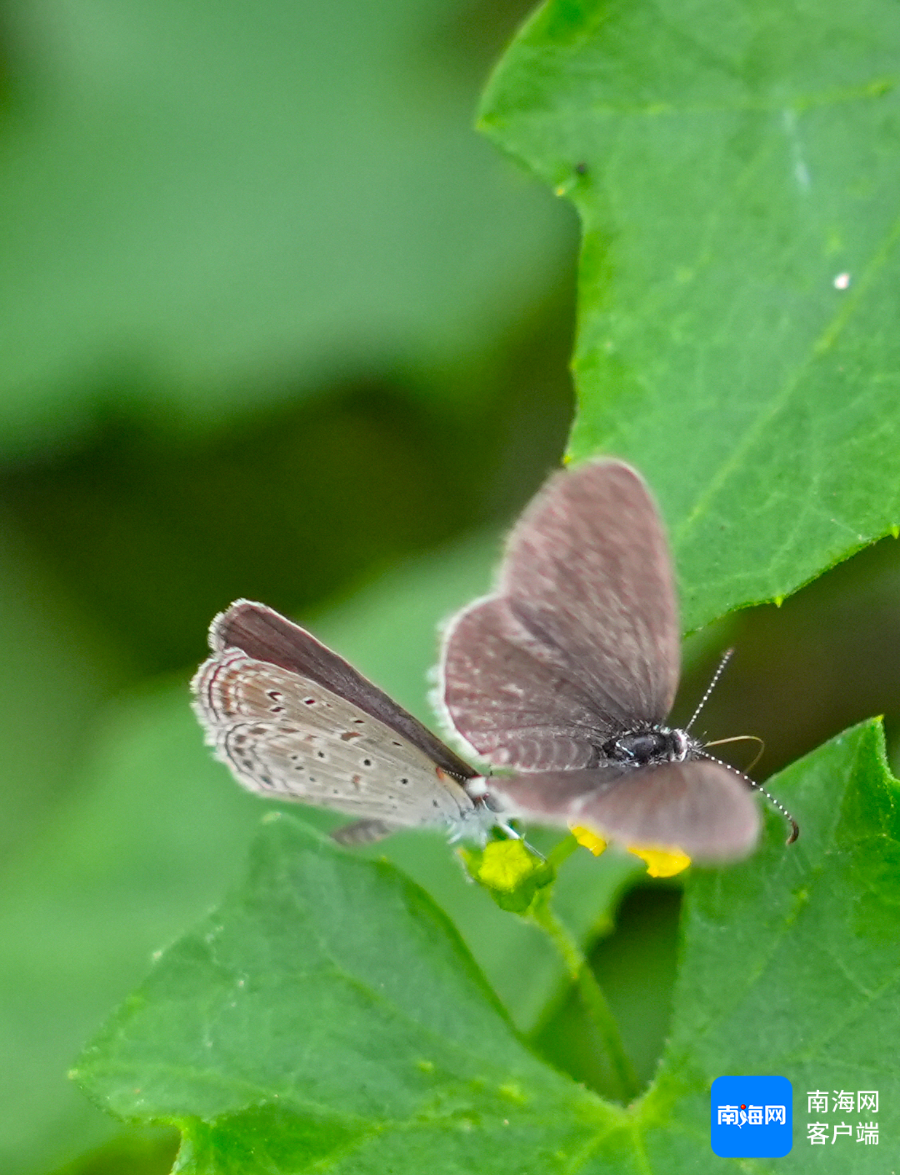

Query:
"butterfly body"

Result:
[[599, 726, 697, 766]]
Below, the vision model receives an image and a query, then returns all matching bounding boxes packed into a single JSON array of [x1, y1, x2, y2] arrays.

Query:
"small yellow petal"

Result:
[[570, 825, 608, 857], [571, 825, 690, 876], [628, 845, 691, 878]]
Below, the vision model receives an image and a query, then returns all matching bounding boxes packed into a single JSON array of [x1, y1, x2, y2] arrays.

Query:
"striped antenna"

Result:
[[686, 648, 734, 731], [700, 750, 800, 845]]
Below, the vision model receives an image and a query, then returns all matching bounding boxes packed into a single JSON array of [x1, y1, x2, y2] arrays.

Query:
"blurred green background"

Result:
[[3, 2, 900, 1173]]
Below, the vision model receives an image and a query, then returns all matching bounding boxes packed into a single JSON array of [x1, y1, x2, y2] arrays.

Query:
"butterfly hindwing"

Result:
[[490, 760, 760, 861]]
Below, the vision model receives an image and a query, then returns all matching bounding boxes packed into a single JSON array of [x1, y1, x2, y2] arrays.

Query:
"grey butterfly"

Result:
[[439, 459, 797, 862], [192, 600, 493, 845]]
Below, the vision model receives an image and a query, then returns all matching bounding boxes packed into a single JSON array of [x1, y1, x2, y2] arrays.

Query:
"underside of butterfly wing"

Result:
[[214, 599, 476, 780], [192, 648, 478, 833], [330, 818, 406, 845]]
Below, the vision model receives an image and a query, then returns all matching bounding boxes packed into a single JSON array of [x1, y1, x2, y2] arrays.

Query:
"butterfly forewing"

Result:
[[442, 461, 681, 771], [439, 595, 608, 769]]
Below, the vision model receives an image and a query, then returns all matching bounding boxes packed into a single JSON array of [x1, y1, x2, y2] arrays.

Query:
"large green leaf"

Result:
[[649, 719, 900, 1171], [73, 722, 900, 1172], [481, 0, 900, 631], [74, 817, 618, 1173]]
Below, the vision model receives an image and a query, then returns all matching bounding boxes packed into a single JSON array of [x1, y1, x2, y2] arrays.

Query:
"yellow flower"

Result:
[[570, 825, 691, 877]]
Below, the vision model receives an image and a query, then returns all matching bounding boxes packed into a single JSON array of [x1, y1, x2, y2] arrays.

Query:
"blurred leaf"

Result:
[[48, 1129, 178, 1175], [481, 0, 900, 631], [0, 513, 127, 862], [0, 685, 263, 1175], [0, 270, 575, 675], [73, 722, 900, 1172], [0, 0, 569, 453], [0, 388, 500, 674]]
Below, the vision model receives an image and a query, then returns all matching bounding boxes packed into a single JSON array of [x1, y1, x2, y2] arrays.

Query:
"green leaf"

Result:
[[73, 721, 900, 1172], [648, 718, 900, 1171], [73, 817, 617, 1172], [481, 0, 900, 631]]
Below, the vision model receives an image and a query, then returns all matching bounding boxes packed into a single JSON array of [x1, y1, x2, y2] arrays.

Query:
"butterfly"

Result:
[[438, 458, 797, 861], [192, 599, 494, 845]]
